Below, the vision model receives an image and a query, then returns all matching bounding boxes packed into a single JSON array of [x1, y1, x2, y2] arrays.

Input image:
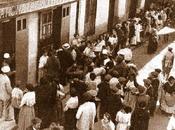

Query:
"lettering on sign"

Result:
[[0, 0, 76, 19]]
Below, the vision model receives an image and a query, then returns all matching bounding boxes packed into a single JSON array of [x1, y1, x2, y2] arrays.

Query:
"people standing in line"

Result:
[[162, 47, 174, 80], [76, 92, 96, 130], [18, 84, 36, 130], [11, 81, 23, 124], [0, 65, 12, 121]]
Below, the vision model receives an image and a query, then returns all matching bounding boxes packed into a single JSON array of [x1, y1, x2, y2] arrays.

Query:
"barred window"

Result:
[[40, 11, 53, 40]]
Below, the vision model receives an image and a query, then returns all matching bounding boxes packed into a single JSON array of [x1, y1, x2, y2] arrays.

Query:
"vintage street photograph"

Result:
[[0, 0, 175, 130]]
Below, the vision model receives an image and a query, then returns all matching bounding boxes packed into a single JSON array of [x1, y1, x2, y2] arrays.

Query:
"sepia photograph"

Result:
[[0, 0, 175, 130]]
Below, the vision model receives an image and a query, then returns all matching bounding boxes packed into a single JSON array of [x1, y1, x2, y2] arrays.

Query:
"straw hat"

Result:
[[62, 43, 70, 50], [1, 65, 10, 73], [3, 53, 10, 59]]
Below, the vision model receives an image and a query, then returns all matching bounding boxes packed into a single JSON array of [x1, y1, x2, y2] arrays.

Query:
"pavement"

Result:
[[0, 35, 175, 130]]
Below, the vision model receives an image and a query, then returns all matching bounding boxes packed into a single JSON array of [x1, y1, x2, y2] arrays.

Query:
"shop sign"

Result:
[[0, 0, 76, 19]]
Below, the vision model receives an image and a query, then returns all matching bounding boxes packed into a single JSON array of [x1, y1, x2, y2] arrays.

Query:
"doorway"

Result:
[[2, 18, 16, 55], [129, 0, 138, 18], [53, 6, 62, 49], [84, 0, 97, 36], [108, 0, 116, 32]]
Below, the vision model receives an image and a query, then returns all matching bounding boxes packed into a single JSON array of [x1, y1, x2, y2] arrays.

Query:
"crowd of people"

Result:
[[0, 2, 175, 130]]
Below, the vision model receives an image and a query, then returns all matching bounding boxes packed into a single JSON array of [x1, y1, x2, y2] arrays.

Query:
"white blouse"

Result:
[[167, 116, 175, 130], [20, 92, 36, 107], [65, 96, 78, 111], [12, 88, 23, 99]]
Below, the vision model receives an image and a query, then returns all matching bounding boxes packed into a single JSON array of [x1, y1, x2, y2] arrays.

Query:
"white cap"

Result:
[[102, 49, 108, 55], [1, 65, 10, 73], [62, 43, 70, 50], [3, 53, 10, 59]]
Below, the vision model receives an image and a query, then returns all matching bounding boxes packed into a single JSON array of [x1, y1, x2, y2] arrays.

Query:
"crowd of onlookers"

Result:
[[1, 1, 175, 130]]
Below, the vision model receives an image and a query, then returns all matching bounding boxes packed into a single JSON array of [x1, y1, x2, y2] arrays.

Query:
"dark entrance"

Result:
[[53, 6, 62, 49], [129, 0, 138, 18], [2, 19, 16, 55], [84, 0, 97, 36], [108, 0, 116, 32], [0, 19, 16, 64]]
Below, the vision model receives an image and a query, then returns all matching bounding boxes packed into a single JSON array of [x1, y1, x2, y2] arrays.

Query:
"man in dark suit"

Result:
[[26, 117, 42, 130]]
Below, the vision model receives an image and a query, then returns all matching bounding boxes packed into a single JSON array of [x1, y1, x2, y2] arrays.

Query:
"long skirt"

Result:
[[160, 91, 175, 114], [18, 105, 35, 130], [147, 41, 158, 54], [64, 109, 77, 130]]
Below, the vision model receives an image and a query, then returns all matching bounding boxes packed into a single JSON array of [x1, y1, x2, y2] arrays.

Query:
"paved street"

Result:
[[0, 39, 175, 130]]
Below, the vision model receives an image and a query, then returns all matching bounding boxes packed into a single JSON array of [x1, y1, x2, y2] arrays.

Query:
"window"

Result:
[[17, 18, 27, 31], [23, 19, 26, 29], [40, 11, 53, 40], [17, 20, 21, 31], [62, 7, 70, 18]]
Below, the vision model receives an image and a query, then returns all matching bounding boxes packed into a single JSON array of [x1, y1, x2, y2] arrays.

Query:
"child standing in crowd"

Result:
[[18, 84, 36, 130], [26, 117, 42, 130], [115, 106, 132, 130], [11, 81, 23, 124], [99, 112, 115, 130]]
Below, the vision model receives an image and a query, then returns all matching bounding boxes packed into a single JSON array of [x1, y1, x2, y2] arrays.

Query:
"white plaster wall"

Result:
[[95, 0, 109, 34], [78, 0, 86, 35], [27, 12, 39, 85], [140, 0, 146, 9], [69, 2, 77, 41], [118, 0, 127, 18]]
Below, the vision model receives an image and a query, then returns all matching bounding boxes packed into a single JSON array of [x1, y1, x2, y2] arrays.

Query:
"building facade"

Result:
[[0, 0, 147, 85], [0, 0, 78, 85]]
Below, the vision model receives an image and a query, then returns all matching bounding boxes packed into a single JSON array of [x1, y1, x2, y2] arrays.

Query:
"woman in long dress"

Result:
[[35, 76, 57, 129], [147, 28, 158, 54], [76, 92, 96, 130], [115, 106, 132, 130], [123, 74, 138, 111], [18, 84, 36, 130], [130, 101, 150, 130]]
